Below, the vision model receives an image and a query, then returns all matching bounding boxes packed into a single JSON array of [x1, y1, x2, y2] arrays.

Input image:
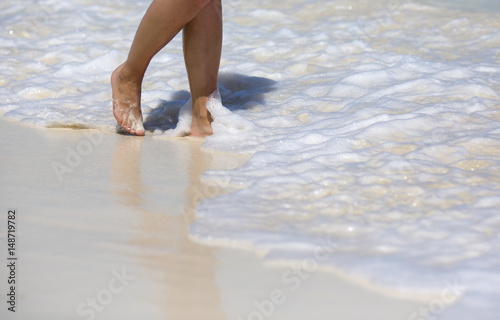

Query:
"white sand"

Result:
[[0, 118, 423, 320]]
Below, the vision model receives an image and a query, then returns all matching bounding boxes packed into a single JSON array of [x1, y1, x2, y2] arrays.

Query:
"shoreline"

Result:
[[0, 118, 423, 320]]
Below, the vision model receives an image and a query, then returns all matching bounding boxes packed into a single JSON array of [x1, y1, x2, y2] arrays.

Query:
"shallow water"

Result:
[[1, 0, 500, 318], [418, 0, 500, 12]]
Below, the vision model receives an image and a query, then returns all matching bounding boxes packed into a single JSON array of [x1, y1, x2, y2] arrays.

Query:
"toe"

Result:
[[113, 103, 123, 124], [136, 125, 145, 136], [132, 120, 144, 136], [121, 115, 131, 132]]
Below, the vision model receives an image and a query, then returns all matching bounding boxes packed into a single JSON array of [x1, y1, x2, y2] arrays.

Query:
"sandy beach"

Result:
[[0, 118, 424, 320]]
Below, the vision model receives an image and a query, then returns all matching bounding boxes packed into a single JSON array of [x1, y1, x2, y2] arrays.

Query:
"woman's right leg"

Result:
[[111, 0, 211, 135]]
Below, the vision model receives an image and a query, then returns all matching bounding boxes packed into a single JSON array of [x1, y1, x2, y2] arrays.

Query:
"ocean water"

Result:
[[1, 0, 500, 318]]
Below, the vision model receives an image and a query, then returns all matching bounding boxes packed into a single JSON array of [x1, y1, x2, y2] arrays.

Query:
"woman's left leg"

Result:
[[182, 0, 223, 137]]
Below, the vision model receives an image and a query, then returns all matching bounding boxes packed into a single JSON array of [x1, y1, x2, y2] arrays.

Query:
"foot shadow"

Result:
[[143, 73, 277, 132], [143, 90, 191, 133], [217, 73, 277, 112]]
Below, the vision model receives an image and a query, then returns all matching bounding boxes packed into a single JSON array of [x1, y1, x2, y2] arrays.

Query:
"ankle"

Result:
[[119, 62, 143, 85]]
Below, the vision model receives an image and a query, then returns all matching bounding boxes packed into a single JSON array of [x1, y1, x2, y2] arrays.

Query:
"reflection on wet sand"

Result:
[[110, 136, 226, 320], [110, 137, 147, 208]]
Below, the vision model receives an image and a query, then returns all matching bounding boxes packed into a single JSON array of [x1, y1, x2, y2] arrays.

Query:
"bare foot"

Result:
[[190, 97, 214, 137], [111, 63, 145, 136]]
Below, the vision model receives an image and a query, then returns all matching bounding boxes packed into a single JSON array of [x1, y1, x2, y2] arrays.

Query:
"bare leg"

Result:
[[183, 0, 222, 137], [111, 0, 212, 135]]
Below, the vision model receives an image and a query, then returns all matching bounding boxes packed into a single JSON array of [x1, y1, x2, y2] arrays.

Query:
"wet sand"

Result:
[[0, 118, 422, 320]]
